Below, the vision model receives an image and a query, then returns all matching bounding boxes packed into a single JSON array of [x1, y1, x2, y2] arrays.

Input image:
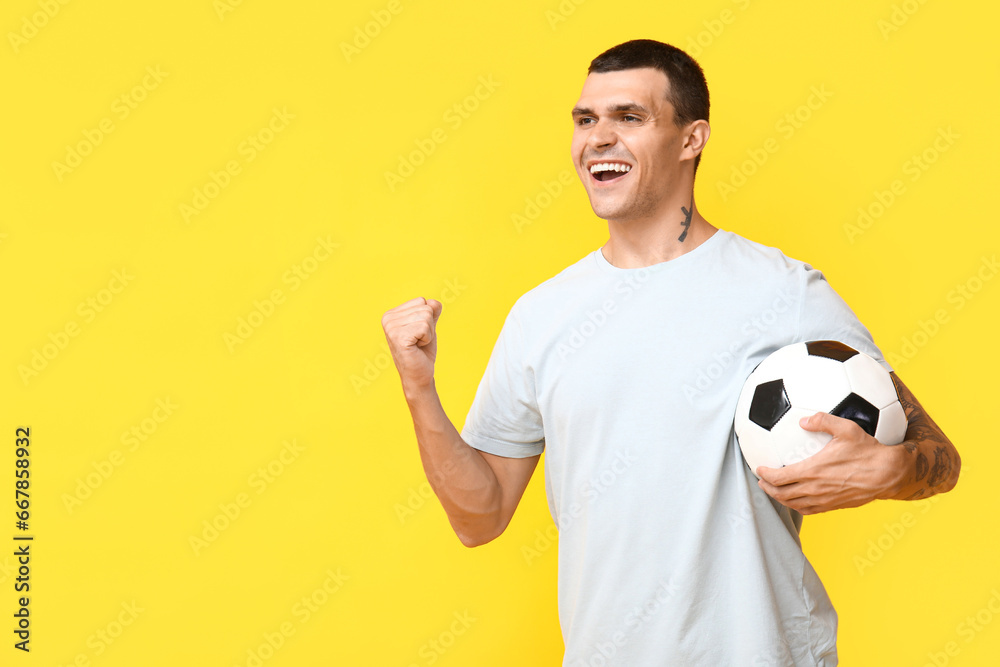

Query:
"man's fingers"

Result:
[[427, 298, 443, 322], [757, 462, 811, 489], [383, 298, 441, 329], [412, 319, 437, 347], [398, 296, 430, 309], [758, 475, 809, 501], [383, 297, 427, 323], [798, 412, 829, 433], [756, 465, 789, 487], [798, 411, 861, 438], [382, 298, 443, 350]]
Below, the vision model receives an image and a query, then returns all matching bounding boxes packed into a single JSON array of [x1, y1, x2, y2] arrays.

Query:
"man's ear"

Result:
[[680, 119, 710, 162]]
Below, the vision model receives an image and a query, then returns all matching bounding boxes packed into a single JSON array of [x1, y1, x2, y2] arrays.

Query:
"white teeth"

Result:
[[589, 162, 632, 174]]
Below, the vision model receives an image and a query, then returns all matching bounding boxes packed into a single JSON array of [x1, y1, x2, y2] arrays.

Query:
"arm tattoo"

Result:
[[927, 446, 952, 487], [915, 453, 928, 481], [679, 195, 693, 242], [890, 373, 957, 497]]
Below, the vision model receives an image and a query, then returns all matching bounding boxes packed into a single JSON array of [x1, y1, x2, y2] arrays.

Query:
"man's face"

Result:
[[571, 67, 686, 223]]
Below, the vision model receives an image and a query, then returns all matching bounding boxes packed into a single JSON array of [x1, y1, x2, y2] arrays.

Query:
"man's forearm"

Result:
[[880, 373, 961, 501], [403, 381, 504, 545]]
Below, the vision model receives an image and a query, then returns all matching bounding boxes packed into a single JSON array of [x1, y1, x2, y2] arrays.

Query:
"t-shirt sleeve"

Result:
[[461, 302, 545, 458], [795, 263, 893, 374]]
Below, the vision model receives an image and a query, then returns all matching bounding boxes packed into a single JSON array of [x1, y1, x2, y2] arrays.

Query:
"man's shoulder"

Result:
[[723, 230, 809, 268], [718, 230, 823, 285], [510, 250, 602, 313]]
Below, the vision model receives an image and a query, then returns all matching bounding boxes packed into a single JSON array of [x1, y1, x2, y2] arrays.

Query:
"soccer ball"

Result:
[[734, 340, 907, 478]]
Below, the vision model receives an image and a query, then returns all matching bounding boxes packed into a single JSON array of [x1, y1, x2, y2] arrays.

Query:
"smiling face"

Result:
[[571, 67, 689, 223]]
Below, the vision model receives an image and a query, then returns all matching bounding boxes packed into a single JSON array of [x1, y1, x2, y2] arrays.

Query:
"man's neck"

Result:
[[600, 199, 717, 269]]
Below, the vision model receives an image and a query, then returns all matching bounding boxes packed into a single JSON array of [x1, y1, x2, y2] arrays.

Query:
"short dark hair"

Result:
[[589, 39, 710, 175]]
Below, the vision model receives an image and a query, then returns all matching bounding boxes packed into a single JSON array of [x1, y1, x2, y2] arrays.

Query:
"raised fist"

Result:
[[381, 297, 444, 390]]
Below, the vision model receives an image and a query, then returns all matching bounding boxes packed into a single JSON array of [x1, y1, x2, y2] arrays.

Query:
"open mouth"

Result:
[[589, 162, 632, 183]]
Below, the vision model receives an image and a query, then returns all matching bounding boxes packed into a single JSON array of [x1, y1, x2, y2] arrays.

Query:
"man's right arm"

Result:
[[382, 297, 539, 547]]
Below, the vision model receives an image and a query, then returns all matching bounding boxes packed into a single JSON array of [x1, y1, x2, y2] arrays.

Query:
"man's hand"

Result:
[[756, 372, 960, 514], [755, 412, 901, 515], [381, 297, 443, 392]]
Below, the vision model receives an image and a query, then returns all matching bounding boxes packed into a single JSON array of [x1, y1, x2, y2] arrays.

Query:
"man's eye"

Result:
[[576, 117, 595, 126], [623, 115, 641, 123]]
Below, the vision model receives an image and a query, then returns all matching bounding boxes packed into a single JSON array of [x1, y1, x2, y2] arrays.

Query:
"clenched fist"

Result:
[[381, 297, 444, 391]]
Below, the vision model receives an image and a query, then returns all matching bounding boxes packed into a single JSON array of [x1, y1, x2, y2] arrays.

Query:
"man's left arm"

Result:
[[756, 372, 961, 514]]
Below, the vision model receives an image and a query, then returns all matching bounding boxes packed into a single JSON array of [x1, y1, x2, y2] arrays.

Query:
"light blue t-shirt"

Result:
[[461, 230, 889, 666]]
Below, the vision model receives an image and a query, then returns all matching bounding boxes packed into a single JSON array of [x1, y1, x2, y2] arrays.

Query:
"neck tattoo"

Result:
[[679, 195, 693, 242]]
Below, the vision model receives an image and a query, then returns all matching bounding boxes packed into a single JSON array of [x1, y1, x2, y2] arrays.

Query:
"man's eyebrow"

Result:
[[608, 102, 649, 114], [571, 102, 649, 117]]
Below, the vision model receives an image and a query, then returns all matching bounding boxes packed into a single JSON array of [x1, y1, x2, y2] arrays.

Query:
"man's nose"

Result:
[[588, 119, 617, 149]]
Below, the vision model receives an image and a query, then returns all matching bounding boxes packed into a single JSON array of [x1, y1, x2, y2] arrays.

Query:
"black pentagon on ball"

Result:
[[749, 379, 792, 431], [831, 392, 880, 437], [805, 340, 859, 362]]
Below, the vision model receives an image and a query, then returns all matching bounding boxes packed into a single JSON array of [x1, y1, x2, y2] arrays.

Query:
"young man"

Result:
[[382, 40, 959, 666]]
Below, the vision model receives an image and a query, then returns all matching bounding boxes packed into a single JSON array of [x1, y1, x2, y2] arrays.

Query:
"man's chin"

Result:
[[586, 193, 618, 218], [587, 193, 656, 224], [588, 201, 630, 222]]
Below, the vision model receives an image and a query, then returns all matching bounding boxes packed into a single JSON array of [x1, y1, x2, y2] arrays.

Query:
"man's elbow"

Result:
[[452, 515, 506, 548], [457, 531, 500, 548], [943, 445, 962, 494]]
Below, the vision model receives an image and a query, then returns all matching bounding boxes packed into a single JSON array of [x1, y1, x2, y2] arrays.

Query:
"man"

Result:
[[381, 39, 959, 666]]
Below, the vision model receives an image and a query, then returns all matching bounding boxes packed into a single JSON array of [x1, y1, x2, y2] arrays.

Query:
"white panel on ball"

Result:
[[747, 343, 807, 384], [737, 426, 783, 476], [874, 401, 908, 445], [843, 354, 899, 410], [769, 406, 834, 466], [782, 356, 851, 413]]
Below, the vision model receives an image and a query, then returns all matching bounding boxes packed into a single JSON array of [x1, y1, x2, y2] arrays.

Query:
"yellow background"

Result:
[[1, 0, 997, 664]]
